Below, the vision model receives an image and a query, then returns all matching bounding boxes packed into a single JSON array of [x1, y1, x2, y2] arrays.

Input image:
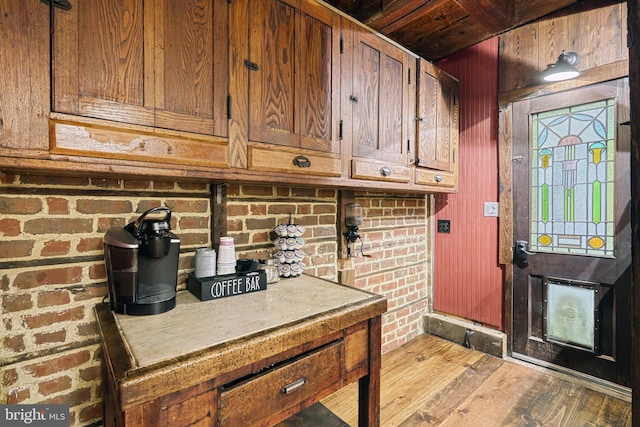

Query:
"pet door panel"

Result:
[[544, 279, 599, 353]]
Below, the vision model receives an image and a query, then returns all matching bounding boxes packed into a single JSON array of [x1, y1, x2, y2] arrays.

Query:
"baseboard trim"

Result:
[[423, 313, 506, 358]]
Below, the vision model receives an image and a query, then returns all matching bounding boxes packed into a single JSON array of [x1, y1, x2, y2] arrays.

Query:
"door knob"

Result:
[[515, 240, 534, 262]]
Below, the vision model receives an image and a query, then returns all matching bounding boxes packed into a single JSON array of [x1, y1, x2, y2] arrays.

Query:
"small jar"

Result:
[[261, 257, 280, 284]]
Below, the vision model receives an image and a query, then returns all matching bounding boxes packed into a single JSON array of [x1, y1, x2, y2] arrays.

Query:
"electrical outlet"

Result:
[[484, 202, 499, 217]]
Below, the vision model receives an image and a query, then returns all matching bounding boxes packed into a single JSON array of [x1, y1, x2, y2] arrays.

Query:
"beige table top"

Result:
[[112, 275, 383, 368]]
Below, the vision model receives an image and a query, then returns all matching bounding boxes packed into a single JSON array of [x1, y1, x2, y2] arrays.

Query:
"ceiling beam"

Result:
[[453, 0, 516, 33]]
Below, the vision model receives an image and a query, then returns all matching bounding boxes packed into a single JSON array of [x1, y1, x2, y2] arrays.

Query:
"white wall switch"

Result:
[[484, 202, 499, 217]]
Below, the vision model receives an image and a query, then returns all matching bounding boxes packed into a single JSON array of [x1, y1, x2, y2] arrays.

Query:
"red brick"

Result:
[[291, 187, 316, 197], [20, 175, 89, 186], [2, 294, 33, 312], [79, 402, 103, 423], [76, 199, 133, 214], [2, 368, 19, 387], [166, 199, 209, 213], [77, 237, 103, 253], [24, 218, 93, 234], [88, 264, 107, 281], [38, 290, 71, 308], [97, 217, 126, 232], [77, 322, 98, 337], [6, 386, 30, 404], [0, 196, 43, 214], [268, 204, 297, 215], [41, 240, 71, 257], [153, 180, 176, 190], [14, 266, 83, 289], [176, 232, 208, 247], [26, 350, 91, 377], [42, 387, 91, 406], [90, 178, 121, 188], [79, 366, 100, 382], [0, 172, 18, 184], [249, 204, 267, 215], [242, 185, 273, 196], [22, 306, 85, 329], [34, 329, 67, 345], [46, 197, 70, 215], [227, 204, 249, 216], [179, 216, 209, 229], [3, 335, 25, 353], [0, 218, 21, 236], [176, 181, 208, 191], [124, 180, 152, 190], [0, 240, 34, 258], [275, 187, 290, 197], [38, 375, 72, 395]]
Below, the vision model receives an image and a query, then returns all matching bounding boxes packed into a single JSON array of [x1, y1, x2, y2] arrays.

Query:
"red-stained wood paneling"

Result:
[[434, 37, 504, 330]]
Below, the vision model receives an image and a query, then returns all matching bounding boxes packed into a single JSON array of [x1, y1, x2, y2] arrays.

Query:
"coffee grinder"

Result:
[[103, 206, 180, 315]]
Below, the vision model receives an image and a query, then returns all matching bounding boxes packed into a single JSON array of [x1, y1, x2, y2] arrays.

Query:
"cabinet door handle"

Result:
[[293, 155, 311, 168], [434, 174, 442, 182], [380, 166, 392, 177], [349, 95, 358, 103], [281, 378, 306, 394]]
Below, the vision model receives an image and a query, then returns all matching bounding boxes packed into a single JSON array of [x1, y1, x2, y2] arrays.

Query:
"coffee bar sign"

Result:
[[188, 271, 267, 301]]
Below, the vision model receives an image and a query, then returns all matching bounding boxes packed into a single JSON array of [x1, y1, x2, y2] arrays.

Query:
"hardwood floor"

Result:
[[320, 333, 632, 426]]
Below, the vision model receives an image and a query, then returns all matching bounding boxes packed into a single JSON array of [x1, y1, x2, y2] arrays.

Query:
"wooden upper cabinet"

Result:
[[52, 0, 228, 137], [0, 0, 50, 154], [415, 58, 459, 189], [343, 20, 413, 183], [244, 0, 340, 153]]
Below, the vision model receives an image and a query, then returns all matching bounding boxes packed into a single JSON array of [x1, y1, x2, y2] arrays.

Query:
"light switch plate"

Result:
[[484, 202, 499, 217]]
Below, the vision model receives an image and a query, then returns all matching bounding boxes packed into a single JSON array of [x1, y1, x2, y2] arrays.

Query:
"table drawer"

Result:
[[218, 341, 344, 426]]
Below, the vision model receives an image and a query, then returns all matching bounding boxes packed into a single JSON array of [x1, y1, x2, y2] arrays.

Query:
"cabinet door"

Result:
[[0, 0, 50, 152], [349, 28, 411, 165], [416, 59, 459, 180], [247, 0, 340, 153], [52, 0, 228, 137]]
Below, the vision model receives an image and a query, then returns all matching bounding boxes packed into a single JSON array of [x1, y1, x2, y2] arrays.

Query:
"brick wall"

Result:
[[1, 174, 211, 425], [1, 175, 430, 425]]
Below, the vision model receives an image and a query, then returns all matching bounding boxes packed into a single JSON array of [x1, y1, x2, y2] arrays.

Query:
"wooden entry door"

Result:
[[512, 79, 631, 387]]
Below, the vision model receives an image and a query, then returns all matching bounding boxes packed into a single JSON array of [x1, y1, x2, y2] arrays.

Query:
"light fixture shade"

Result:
[[541, 51, 580, 82]]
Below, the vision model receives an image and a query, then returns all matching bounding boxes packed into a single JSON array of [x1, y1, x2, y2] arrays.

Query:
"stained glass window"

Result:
[[530, 99, 615, 257]]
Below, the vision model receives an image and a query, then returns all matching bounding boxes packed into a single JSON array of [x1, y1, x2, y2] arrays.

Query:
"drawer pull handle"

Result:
[[281, 378, 306, 394], [434, 174, 443, 183], [380, 166, 392, 177], [293, 155, 311, 168]]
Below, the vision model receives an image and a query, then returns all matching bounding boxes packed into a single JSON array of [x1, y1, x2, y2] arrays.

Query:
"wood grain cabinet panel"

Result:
[[343, 21, 414, 171], [50, 0, 229, 167], [52, 0, 228, 137], [236, 0, 341, 154], [415, 58, 459, 190]]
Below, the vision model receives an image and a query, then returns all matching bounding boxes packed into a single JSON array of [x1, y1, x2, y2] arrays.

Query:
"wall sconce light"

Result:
[[343, 203, 363, 257], [541, 50, 580, 82]]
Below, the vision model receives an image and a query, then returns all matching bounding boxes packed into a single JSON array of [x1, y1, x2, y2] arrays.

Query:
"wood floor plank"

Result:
[[320, 334, 631, 427]]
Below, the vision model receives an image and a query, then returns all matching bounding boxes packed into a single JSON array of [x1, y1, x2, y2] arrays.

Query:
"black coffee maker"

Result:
[[103, 207, 180, 315]]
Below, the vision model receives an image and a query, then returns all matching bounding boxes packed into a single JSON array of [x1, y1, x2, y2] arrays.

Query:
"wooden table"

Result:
[[96, 275, 387, 426]]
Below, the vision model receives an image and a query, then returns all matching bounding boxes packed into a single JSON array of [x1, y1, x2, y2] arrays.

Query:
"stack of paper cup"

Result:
[[194, 248, 216, 278], [217, 236, 236, 275]]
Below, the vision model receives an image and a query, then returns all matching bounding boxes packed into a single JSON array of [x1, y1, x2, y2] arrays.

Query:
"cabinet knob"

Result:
[[349, 95, 358, 103], [434, 174, 442, 183], [293, 155, 311, 168], [380, 166, 392, 177]]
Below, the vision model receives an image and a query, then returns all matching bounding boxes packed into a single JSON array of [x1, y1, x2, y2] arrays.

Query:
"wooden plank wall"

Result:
[[432, 37, 504, 329]]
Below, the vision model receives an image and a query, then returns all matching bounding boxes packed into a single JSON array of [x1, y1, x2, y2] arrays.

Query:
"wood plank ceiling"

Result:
[[323, 0, 577, 60]]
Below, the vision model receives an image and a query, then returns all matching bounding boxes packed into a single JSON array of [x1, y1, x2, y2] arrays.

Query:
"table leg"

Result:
[[358, 315, 381, 427]]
